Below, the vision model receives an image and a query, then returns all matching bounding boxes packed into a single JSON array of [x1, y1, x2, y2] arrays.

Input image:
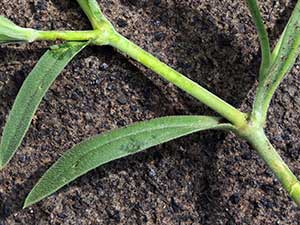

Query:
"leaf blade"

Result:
[[246, 0, 271, 80], [252, 1, 300, 123], [24, 116, 232, 208], [0, 41, 88, 169]]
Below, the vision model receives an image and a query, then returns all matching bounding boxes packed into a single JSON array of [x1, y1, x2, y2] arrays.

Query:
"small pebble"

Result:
[[148, 168, 156, 177], [107, 83, 115, 91], [99, 63, 109, 71], [117, 18, 128, 28], [117, 95, 127, 105], [154, 32, 165, 41], [229, 193, 240, 204], [19, 155, 27, 163], [57, 213, 67, 219]]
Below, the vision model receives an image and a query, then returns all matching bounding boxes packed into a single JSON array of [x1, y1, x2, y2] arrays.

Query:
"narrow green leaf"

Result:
[[0, 41, 88, 169], [76, 0, 112, 30], [252, 0, 300, 123], [264, 0, 300, 90], [271, 26, 285, 63], [24, 116, 232, 208], [246, 0, 271, 80]]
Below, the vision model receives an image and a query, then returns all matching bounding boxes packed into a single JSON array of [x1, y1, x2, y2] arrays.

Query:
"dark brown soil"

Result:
[[0, 0, 300, 224]]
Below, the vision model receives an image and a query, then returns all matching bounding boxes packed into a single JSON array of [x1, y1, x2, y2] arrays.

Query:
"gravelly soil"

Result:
[[0, 0, 300, 224]]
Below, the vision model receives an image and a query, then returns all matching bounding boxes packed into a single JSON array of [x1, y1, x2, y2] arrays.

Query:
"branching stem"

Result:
[[33, 28, 248, 127], [109, 33, 248, 127], [47, 0, 300, 205], [3, 0, 299, 207], [246, 0, 272, 126]]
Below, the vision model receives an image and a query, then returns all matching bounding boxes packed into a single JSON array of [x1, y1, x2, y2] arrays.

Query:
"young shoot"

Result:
[[0, 0, 300, 210]]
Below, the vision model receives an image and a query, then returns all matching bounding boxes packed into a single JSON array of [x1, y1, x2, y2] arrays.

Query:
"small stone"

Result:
[[229, 193, 240, 204], [58, 213, 67, 219], [117, 119, 126, 126], [154, 32, 165, 41], [94, 78, 103, 85], [117, 18, 128, 28], [19, 155, 27, 163], [71, 92, 80, 100], [117, 95, 127, 105], [99, 63, 109, 71], [130, 105, 138, 112], [148, 168, 156, 177], [107, 83, 115, 91]]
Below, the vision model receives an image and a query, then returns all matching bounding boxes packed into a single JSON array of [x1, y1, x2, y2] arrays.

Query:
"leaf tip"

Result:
[[0, 158, 5, 171], [22, 203, 29, 210], [23, 188, 46, 209], [23, 195, 34, 209], [0, 152, 9, 171]]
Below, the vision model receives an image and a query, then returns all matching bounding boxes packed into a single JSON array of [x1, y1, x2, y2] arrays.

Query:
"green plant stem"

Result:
[[76, 0, 102, 29], [246, 0, 271, 80], [76, 0, 112, 30], [108, 32, 247, 127], [35, 30, 97, 42], [7, 20, 248, 128], [242, 127, 300, 205]]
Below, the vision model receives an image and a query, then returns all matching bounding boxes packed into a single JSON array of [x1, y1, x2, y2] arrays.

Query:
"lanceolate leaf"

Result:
[[0, 41, 88, 169], [253, 0, 300, 122], [246, 0, 271, 80], [24, 116, 232, 208], [264, 0, 300, 89]]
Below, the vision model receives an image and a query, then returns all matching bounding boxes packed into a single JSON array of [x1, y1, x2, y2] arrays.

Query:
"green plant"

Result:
[[0, 0, 300, 208]]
